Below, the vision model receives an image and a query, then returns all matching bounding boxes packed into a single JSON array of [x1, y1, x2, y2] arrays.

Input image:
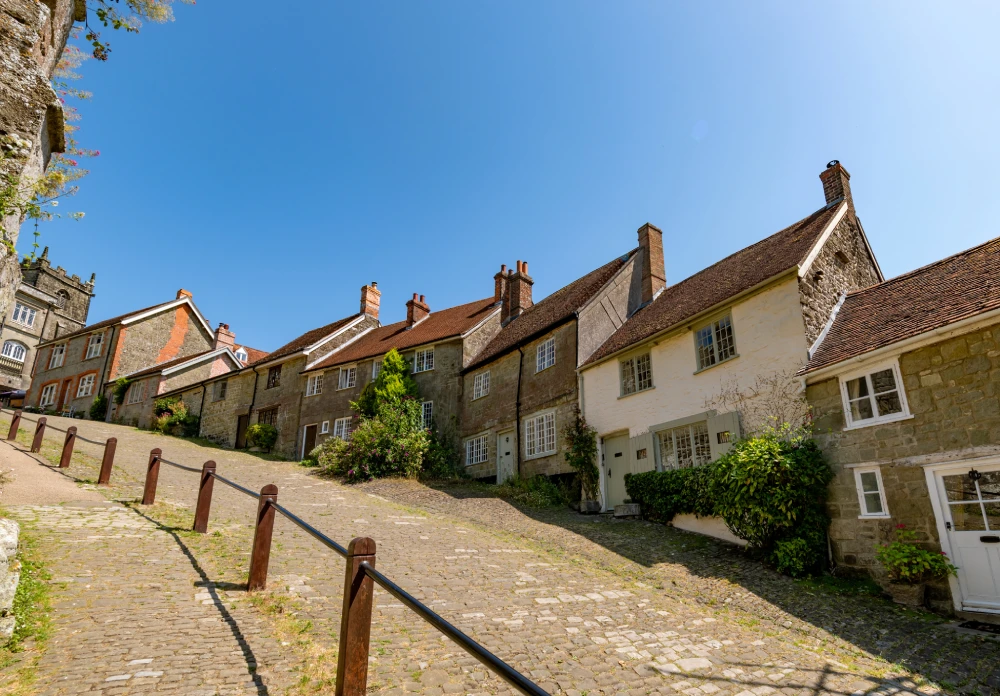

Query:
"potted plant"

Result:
[[563, 408, 602, 513], [875, 524, 957, 607]]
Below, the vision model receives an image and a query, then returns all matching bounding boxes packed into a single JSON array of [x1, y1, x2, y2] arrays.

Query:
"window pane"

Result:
[[695, 326, 715, 369], [850, 397, 874, 421], [943, 474, 979, 502], [846, 376, 869, 400], [979, 471, 1000, 500], [621, 358, 636, 395], [692, 422, 711, 465], [863, 491, 884, 514], [657, 430, 676, 470], [714, 316, 736, 362], [870, 369, 897, 394], [950, 503, 987, 531], [985, 503, 1000, 531], [875, 391, 902, 416], [636, 354, 652, 391], [675, 427, 693, 468], [859, 471, 880, 494]]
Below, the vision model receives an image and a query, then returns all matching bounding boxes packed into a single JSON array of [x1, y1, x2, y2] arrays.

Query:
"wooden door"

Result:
[[603, 434, 630, 508], [235, 414, 250, 449], [302, 424, 318, 459], [496, 430, 515, 483]]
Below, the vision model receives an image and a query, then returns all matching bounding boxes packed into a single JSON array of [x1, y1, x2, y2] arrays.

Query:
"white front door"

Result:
[[497, 430, 515, 484], [603, 434, 630, 508], [933, 464, 1000, 612]]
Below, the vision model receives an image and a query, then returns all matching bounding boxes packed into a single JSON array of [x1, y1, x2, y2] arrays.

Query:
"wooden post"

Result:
[[6, 410, 21, 441], [141, 448, 162, 505], [98, 438, 117, 485], [59, 426, 77, 468], [247, 484, 278, 591], [193, 460, 217, 533], [335, 537, 377, 696], [30, 417, 46, 453]]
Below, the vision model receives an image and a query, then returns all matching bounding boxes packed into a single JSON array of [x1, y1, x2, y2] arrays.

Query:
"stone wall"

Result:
[[0, 517, 20, 643], [197, 371, 256, 447], [111, 305, 213, 380], [250, 355, 307, 458], [29, 324, 114, 414], [576, 252, 642, 364]]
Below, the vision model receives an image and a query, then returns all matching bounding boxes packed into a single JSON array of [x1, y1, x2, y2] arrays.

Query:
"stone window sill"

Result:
[[619, 386, 655, 400], [858, 514, 891, 520], [693, 354, 740, 376], [842, 413, 914, 431]]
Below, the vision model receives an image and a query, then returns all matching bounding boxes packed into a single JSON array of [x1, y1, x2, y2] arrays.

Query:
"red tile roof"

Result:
[[583, 203, 845, 367], [464, 254, 633, 372], [235, 345, 269, 366], [247, 314, 361, 367], [801, 236, 1000, 374], [307, 298, 498, 371]]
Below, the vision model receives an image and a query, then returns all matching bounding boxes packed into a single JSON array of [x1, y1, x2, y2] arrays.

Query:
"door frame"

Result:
[[924, 454, 1000, 615], [496, 428, 515, 484], [599, 430, 629, 512], [301, 423, 318, 460]]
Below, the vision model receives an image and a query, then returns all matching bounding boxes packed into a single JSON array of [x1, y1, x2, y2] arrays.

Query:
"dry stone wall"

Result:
[[0, 517, 20, 643]]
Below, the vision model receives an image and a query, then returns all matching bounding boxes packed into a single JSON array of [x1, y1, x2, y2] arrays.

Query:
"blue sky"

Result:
[[29, 2, 1000, 351]]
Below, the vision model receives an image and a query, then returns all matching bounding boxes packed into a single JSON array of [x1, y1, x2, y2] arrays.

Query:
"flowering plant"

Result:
[[876, 525, 958, 584]]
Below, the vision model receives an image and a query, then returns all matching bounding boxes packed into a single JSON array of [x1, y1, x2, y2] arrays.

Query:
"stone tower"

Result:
[[20, 247, 95, 334]]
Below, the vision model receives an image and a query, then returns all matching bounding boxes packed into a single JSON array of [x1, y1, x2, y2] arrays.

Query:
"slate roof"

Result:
[[464, 254, 635, 372], [37, 299, 178, 347], [801, 236, 1000, 374], [307, 298, 498, 371], [582, 202, 846, 367], [247, 314, 362, 367]]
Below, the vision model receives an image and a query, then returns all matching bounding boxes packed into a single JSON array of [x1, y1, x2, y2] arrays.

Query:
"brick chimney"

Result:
[[406, 293, 430, 328], [493, 264, 508, 305], [637, 223, 666, 305], [176, 288, 193, 300], [360, 282, 380, 319], [819, 160, 853, 212], [503, 260, 533, 324], [214, 323, 236, 350]]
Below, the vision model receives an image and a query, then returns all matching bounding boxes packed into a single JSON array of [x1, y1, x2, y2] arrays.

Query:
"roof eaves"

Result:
[[304, 325, 378, 372]]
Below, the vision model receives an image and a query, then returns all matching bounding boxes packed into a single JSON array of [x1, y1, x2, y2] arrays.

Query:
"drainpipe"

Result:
[[197, 383, 207, 437], [99, 326, 117, 422], [515, 347, 523, 478]]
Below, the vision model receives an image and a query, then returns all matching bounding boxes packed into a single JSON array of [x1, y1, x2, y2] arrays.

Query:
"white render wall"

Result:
[[581, 276, 811, 440]]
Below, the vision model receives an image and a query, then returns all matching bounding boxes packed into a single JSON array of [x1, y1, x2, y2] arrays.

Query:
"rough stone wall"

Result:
[[577, 252, 642, 365], [0, 0, 79, 324], [27, 324, 112, 413], [110, 375, 157, 428], [160, 355, 234, 395], [21, 253, 94, 325], [0, 289, 48, 390], [808, 320, 1000, 610], [0, 517, 19, 643], [461, 350, 520, 480], [111, 306, 213, 380], [198, 371, 256, 446], [298, 357, 375, 454], [798, 213, 882, 345], [461, 308, 501, 366]]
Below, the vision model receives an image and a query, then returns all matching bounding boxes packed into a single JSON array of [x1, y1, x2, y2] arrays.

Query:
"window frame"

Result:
[[372, 360, 382, 380], [48, 344, 65, 369], [472, 371, 490, 400], [465, 434, 489, 466], [421, 401, 433, 430], [524, 409, 557, 459], [413, 348, 435, 373], [853, 466, 891, 519], [213, 380, 228, 402], [85, 332, 104, 360], [535, 338, 555, 373], [837, 359, 911, 430], [124, 379, 144, 404], [332, 416, 352, 440], [320, 420, 330, 435], [234, 347, 248, 363], [39, 383, 57, 407], [11, 302, 37, 328], [258, 407, 279, 427], [2, 340, 26, 363], [306, 373, 324, 397], [619, 351, 653, 397], [693, 312, 738, 373], [653, 420, 713, 471], [266, 365, 281, 389], [337, 366, 357, 390]]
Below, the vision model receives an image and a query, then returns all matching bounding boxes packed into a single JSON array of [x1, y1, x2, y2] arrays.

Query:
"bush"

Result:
[[354, 348, 418, 418], [876, 524, 958, 584], [625, 465, 715, 522], [494, 474, 569, 508], [89, 394, 108, 421], [112, 378, 130, 406], [246, 423, 278, 452], [151, 398, 200, 437], [772, 537, 814, 578], [563, 408, 599, 501], [422, 427, 466, 480]]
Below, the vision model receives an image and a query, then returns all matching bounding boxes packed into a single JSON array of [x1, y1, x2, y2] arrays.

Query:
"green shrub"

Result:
[[625, 465, 715, 522], [422, 427, 466, 480], [112, 378, 130, 406], [246, 423, 278, 452], [772, 537, 814, 578], [150, 398, 200, 437], [89, 394, 108, 421], [354, 348, 418, 418], [495, 474, 568, 508], [153, 396, 179, 417], [876, 524, 958, 584], [563, 408, 599, 501]]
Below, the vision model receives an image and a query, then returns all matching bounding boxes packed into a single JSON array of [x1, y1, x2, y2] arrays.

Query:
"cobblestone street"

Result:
[[2, 412, 1000, 695]]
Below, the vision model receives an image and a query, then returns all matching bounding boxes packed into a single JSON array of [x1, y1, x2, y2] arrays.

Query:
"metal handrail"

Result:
[[158, 457, 202, 474], [271, 502, 348, 557], [0, 408, 105, 445], [209, 472, 261, 500]]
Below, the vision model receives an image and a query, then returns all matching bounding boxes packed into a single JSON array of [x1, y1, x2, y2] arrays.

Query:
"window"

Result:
[[536, 338, 555, 373], [124, 379, 143, 403], [656, 422, 712, 470], [414, 348, 434, 373], [372, 360, 382, 380], [258, 407, 278, 426], [85, 333, 104, 359], [338, 367, 356, 390], [620, 353, 652, 396], [695, 314, 736, 371], [266, 365, 281, 389], [473, 371, 490, 400], [840, 362, 909, 428], [234, 347, 248, 363], [465, 435, 488, 465], [332, 416, 353, 440], [213, 380, 228, 401], [320, 420, 330, 434], [636, 448, 647, 460], [524, 411, 556, 458], [421, 401, 433, 429], [11, 302, 36, 328], [2, 341, 26, 363], [48, 344, 65, 369], [941, 469, 1000, 531], [39, 384, 57, 407], [854, 467, 889, 518], [306, 374, 324, 396]]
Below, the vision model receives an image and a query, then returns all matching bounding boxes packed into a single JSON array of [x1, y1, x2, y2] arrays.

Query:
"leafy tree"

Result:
[[563, 408, 599, 501], [82, 0, 194, 60], [353, 349, 417, 417]]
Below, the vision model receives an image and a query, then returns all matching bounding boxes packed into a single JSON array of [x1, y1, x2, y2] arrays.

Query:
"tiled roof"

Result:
[[37, 299, 177, 347], [464, 254, 634, 372], [307, 298, 498, 371], [247, 314, 361, 367], [583, 202, 845, 367], [235, 345, 269, 366], [801, 236, 1000, 374], [111, 349, 216, 383]]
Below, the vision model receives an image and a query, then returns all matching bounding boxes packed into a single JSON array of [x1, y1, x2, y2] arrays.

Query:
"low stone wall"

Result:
[[0, 518, 21, 643]]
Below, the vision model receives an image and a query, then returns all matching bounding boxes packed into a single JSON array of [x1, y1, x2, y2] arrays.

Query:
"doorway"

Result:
[[235, 414, 250, 449], [302, 424, 318, 460], [497, 430, 515, 484], [603, 433, 629, 508], [930, 461, 1000, 613], [59, 378, 73, 411]]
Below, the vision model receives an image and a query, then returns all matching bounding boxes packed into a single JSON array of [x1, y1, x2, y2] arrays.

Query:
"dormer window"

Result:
[[234, 347, 248, 362]]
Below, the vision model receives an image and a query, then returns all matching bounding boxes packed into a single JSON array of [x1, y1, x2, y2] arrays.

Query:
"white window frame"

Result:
[[421, 401, 433, 429], [854, 466, 890, 519], [372, 360, 382, 380], [694, 313, 737, 372], [213, 380, 228, 401], [654, 421, 713, 470], [535, 338, 555, 373], [619, 352, 653, 396], [332, 416, 352, 440], [465, 434, 489, 466], [39, 384, 57, 407], [2, 340, 26, 363], [837, 359, 911, 430], [11, 302, 37, 328], [85, 332, 104, 359], [306, 373, 324, 397], [472, 371, 490, 400], [414, 348, 435, 373], [48, 344, 65, 369], [320, 420, 330, 435], [524, 409, 557, 459], [125, 380, 145, 404], [76, 374, 96, 398], [234, 347, 248, 362], [337, 366, 356, 390]]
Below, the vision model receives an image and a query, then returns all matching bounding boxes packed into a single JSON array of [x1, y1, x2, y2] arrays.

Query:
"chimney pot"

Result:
[[406, 293, 430, 328], [214, 322, 236, 350], [360, 282, 381, 319], [176, 288, 193, 300]]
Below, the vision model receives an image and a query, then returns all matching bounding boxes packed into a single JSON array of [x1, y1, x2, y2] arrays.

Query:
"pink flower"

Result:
[[93, 150, 100, 156]]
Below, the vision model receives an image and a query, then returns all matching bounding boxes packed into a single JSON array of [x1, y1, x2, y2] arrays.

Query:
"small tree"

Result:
[[246, 423, 278, 452], [563, 408, 599, 501], [89, 393, 108, 421], [112, 378, 130, 405], [354, 349, 418, 418]]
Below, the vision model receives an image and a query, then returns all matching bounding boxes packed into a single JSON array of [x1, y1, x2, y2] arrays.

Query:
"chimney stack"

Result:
[[819, 160, 853, 212], [637, 223, 666, 305], [360, 282, 381, 319], [503, 260, 533, 325], [214, 322, 236, 350], [493, 264, 508, 305], [406, 293, 430, 328], [176, 288, 193, 300]]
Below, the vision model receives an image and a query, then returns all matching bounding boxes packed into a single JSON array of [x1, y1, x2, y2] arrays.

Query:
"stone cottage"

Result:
[[25, 289, 215, 416], [1, 247, 94, 394], [802, 236, 1000, 617], [578, 162, 883, 530], [299, 289, 502, 461]]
